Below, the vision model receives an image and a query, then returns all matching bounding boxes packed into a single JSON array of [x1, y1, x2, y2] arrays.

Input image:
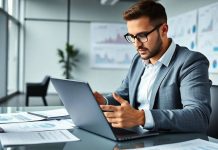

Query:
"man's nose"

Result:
[[133, 38, 143, 48]]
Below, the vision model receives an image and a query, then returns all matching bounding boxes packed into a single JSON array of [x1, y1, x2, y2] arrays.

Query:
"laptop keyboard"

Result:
[[112, 128, 138, 136], [112, 127, 158, 141]]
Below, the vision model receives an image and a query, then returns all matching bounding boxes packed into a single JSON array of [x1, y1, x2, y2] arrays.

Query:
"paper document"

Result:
[[0, 120, 75, 132], [62, 119, 75, 126], [27, 108, 69, 119], [0, 130, 80, 146], [0, 112, 44, 124], [127, 139, 218, 150]]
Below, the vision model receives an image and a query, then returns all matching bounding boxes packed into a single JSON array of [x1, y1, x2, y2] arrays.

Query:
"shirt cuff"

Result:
[[103, 96, 108, 105], [143, 109, 155, 129]]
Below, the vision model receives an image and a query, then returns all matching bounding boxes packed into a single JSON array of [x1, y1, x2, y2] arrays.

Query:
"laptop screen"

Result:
[[51, 78, 116, 140]]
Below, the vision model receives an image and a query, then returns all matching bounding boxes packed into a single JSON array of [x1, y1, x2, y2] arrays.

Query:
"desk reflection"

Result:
[[1, 128, 209, 150], [0, 107, 210, 150], [63, 128, 208, 150]]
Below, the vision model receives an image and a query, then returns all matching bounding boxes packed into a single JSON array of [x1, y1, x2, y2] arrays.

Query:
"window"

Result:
[[0, 11, 7, 99], [7, 20, 19, 94], [8, 0, 13, 15], [6, 0, 19, 18], [0, 0, 20, 98], [0, 0, 3, 8]]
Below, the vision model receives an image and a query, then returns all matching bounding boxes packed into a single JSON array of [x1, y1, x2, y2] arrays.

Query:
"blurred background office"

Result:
[[0, 0, 218, 106]]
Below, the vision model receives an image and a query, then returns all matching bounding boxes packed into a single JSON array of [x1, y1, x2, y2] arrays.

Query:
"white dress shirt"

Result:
[[137, 40, 176, 129]]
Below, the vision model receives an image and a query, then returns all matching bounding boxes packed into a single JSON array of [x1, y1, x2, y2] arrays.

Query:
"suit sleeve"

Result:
[[105, 54, 140, 105], [105, 75, 130, 106]]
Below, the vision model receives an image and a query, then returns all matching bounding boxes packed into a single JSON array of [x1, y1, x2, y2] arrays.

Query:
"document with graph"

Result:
[[0, 112, 44, 124], [0, 120, 74, 132]]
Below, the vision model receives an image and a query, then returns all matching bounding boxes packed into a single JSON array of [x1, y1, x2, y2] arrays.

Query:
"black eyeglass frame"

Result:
[[124, 24, 163, 43]]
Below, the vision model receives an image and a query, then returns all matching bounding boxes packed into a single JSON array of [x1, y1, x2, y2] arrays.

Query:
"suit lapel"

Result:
[[149, 65, 172, 109], [149, 44, 179, 109], [131, 61, 144, 107]]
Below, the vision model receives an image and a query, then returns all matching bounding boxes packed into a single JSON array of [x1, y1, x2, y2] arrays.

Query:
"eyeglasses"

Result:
[[124, 24, 162, 43]]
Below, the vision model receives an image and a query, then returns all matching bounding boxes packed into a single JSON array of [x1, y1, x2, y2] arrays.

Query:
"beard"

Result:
[[137, 32, 163, 60]]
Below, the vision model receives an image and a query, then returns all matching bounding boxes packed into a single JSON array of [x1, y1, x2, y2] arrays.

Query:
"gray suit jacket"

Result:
[[106, 45, 211, 133]]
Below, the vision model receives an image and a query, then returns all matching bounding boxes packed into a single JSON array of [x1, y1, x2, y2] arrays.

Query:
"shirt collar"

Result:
[[158, 39, 176, 67], [143, 39, 176, 67]]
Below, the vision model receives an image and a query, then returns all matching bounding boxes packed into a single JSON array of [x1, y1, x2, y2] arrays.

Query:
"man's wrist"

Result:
[[138, 109, 145, 126]]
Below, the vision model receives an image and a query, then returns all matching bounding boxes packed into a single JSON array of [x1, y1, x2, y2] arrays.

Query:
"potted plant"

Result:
[[57, 43, 79, 79]]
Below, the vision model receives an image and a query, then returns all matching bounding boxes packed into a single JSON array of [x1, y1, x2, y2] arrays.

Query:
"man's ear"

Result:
[[161, 23, 168, 36]]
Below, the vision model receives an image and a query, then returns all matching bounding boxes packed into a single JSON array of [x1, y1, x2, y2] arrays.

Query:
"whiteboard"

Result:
[[168, 10, 197, 51], [197, 2, 218, 73], [168, 1, 218, 73], [90, 22, 135, 69]]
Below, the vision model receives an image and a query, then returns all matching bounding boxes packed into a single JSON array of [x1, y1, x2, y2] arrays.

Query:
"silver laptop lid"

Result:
[[51, 78, 116, 140]]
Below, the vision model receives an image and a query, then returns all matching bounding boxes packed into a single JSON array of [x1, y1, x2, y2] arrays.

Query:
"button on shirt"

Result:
[[137, 40, 176, 129]]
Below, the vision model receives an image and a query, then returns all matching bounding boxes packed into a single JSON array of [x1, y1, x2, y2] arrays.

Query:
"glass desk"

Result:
[[0, 107, 217, 150]]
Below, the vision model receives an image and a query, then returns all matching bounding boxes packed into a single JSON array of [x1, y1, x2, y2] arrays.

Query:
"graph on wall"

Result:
[[90, 23, 135, 69], [197, 2, 218, 73], [168, 10, 197, 51]]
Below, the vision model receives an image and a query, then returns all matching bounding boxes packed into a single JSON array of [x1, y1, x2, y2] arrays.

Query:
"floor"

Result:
[[0, 94, 63, 107]]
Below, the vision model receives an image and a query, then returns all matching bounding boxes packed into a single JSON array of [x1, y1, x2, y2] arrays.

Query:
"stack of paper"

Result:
[[0, 130, 79, 146], [0, 120, 74, 132], [27, 108, 70, 119], [0, 112, 44, 124], [0, 109, 79, 147]]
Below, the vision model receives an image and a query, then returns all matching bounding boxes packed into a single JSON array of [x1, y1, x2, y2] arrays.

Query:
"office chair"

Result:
[[25, 76, 50, 106], [207, 85, 218, 138]]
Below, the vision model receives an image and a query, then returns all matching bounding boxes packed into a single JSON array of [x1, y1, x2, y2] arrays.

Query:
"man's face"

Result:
[[126, 17, 163, 61]]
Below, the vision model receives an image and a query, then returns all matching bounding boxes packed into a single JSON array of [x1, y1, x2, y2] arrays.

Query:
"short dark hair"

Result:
[[123, 0, 167, 25]]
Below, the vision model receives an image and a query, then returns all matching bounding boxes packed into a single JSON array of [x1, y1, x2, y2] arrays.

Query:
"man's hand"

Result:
[[100, 93, 145, 128], [93, 91, 106, 105]]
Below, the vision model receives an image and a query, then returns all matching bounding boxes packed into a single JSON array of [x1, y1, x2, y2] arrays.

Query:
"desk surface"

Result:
[[0, 107, 217, 150]]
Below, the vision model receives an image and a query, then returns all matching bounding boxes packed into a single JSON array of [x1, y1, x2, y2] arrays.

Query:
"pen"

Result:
[[27, 112, 48, 119]]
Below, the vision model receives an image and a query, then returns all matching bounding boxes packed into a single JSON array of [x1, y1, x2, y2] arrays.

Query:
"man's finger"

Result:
[[100, 105, 117, 112], [107, 117, 119, 123], [111, 123, 121, 128], [104, 112, 115, 118], [93, 91, 102, 99], [93, 91, 105, 105]]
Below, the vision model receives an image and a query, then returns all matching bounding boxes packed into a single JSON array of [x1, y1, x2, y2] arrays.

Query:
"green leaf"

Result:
[[70, 62, 77, 67], [57, 49, 65, 59], [58, 43, 80, 79]]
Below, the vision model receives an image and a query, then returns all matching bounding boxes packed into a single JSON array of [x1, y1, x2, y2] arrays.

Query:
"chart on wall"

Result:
[[168, 10, 197, 51], [197, 2, 218, 73], [90, 23, 135, 69]]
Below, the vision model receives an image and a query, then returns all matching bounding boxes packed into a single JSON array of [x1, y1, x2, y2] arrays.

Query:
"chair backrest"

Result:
[[207, 85, 218, 138], [42, 75, 50, 95]]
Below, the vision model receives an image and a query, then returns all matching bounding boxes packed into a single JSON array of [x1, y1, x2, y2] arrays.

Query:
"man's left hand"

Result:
[[100, 93, 145, 128]]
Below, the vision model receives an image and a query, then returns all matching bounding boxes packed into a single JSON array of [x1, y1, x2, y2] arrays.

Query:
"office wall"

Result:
[[24, 0, 218, 94], [69, 0, 133, 92], [0, 11, 7, 99], [25, 21, 67, 86], [24, 0, 67, 93], [24, 0, 132, 93]]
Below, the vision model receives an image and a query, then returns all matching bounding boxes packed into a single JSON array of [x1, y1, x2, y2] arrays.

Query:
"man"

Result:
[[94, 0, 211, 132]]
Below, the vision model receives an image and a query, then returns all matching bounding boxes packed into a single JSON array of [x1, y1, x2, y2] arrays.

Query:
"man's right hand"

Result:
[[93, 91, 107, 105]]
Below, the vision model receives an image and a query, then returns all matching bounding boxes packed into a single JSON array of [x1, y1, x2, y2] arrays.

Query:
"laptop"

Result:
[[51, 78, 158, 141]]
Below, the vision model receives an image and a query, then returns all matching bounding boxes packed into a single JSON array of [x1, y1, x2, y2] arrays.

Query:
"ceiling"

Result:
[[100, 0, 139, 5]]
